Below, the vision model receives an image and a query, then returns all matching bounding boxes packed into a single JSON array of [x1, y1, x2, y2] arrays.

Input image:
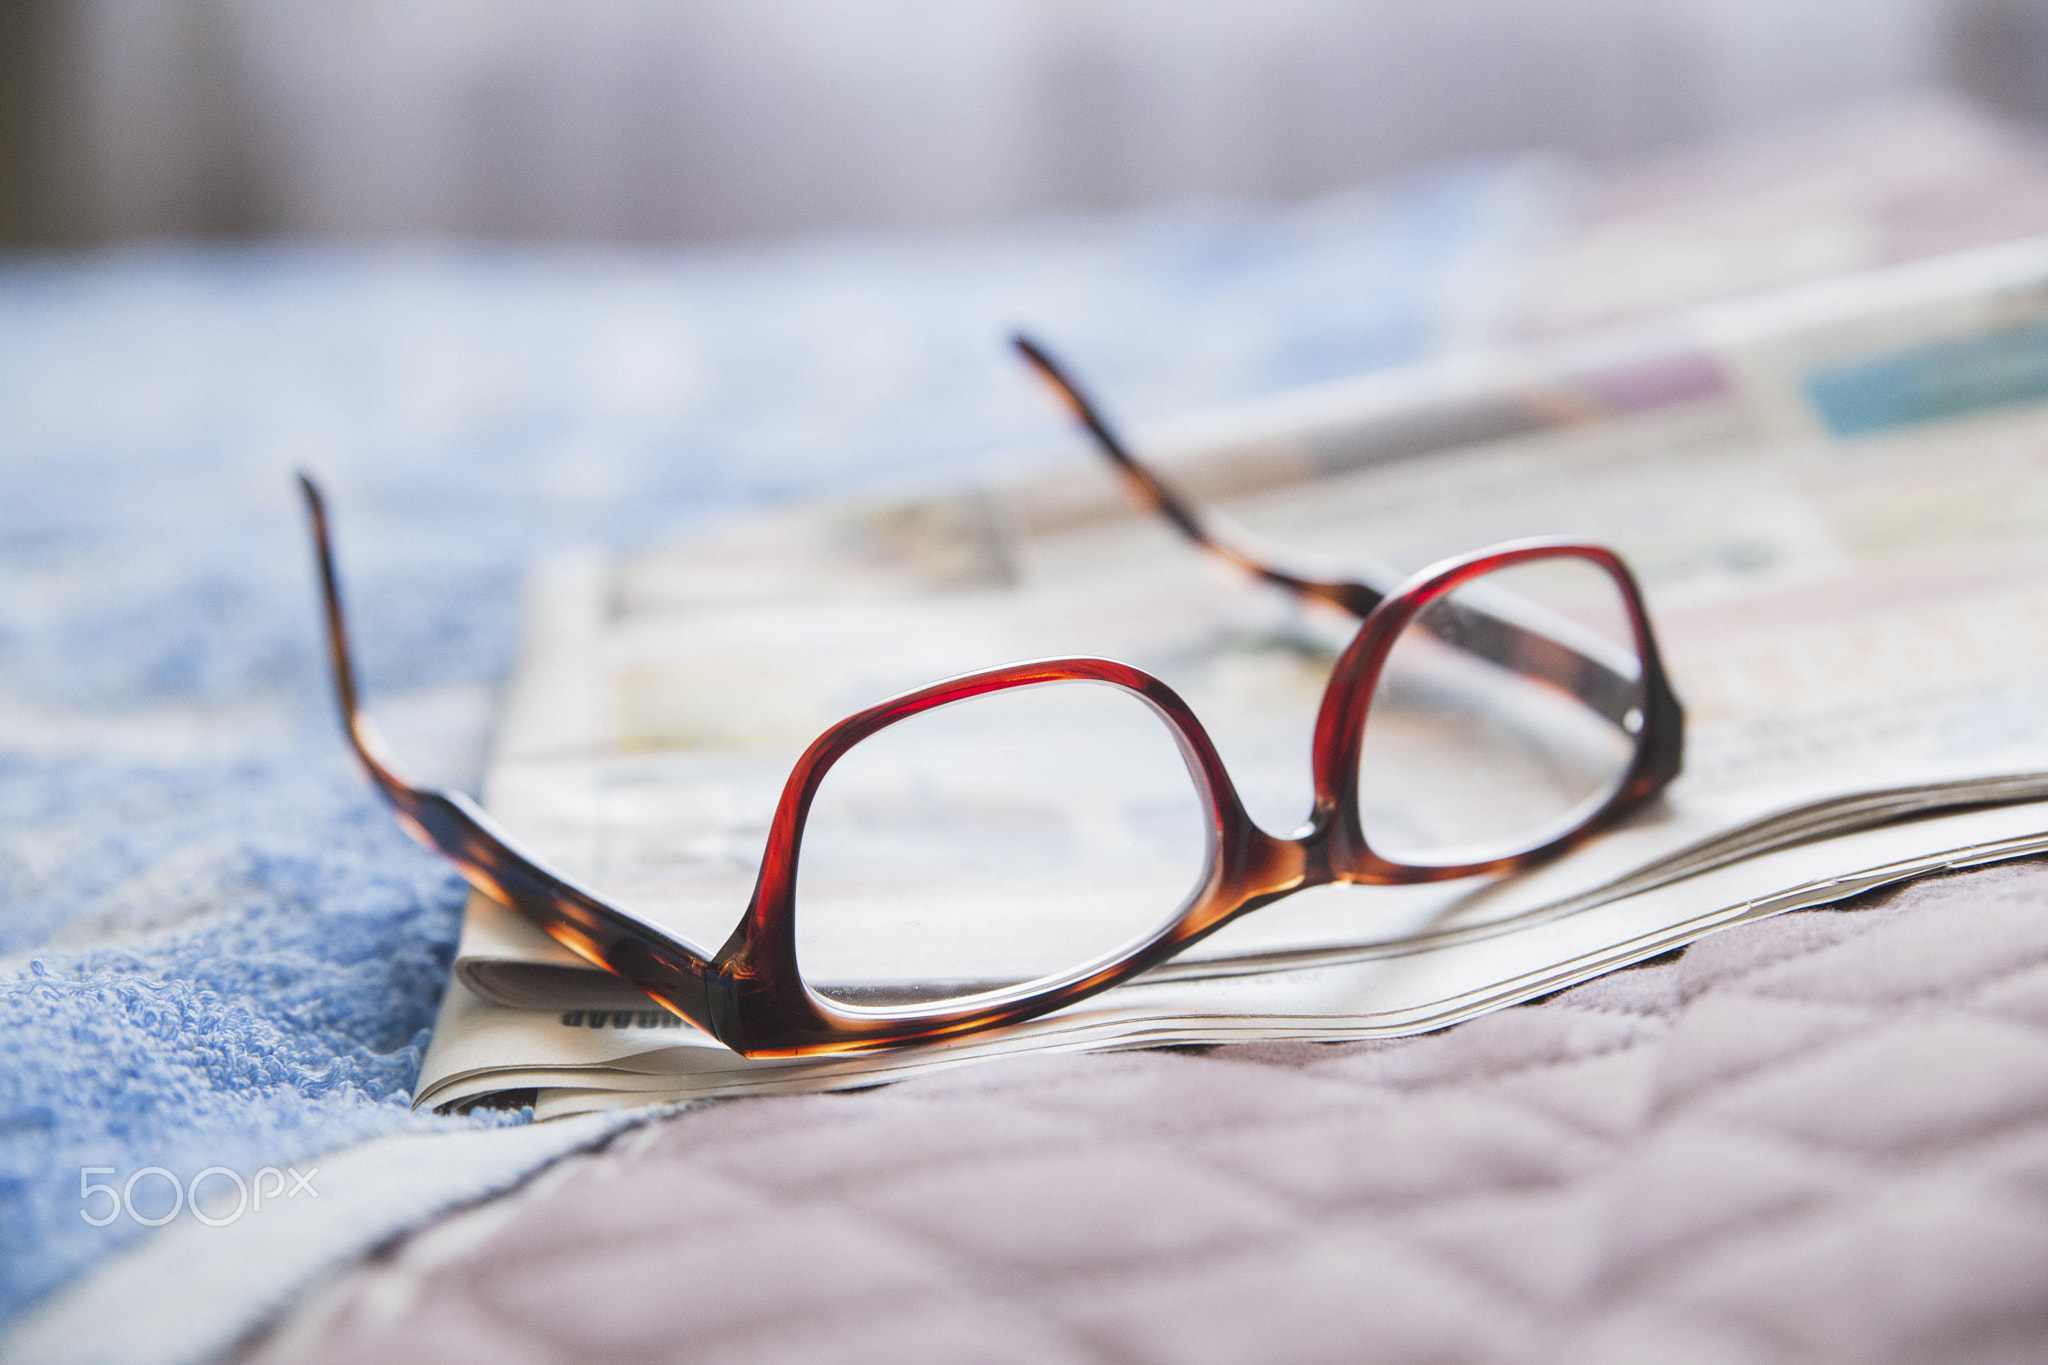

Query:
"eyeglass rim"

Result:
[[720, 538, 1682, 1055], [721, 658, 1254, 1052], [1316, 536, 1684, 881]]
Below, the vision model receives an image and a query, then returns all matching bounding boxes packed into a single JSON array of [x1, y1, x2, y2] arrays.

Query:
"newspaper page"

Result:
[[416, 239, 2048, 1114]]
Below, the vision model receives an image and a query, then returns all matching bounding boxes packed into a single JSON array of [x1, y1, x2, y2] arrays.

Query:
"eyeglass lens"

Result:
[[793, 680, 1213, 1006], [1356, 554, 1646, 867]]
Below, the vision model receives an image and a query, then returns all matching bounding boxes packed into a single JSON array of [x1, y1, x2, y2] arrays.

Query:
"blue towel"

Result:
[[0, 158, 1548, 1328]]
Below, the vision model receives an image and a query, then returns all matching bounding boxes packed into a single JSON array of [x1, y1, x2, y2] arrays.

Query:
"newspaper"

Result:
[[415, 238, 2048, 1115]]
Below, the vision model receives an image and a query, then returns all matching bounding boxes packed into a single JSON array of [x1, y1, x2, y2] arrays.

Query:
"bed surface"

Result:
[[253, 860, 2048, 1364]]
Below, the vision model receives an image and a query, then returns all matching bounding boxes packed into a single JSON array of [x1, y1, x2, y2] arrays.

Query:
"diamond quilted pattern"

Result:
[[1634, 992, 1853, 1105], [248, 859, 2048, 1364], [1705, 1018, 2048, 1155], [1056, 1228, 1524, 1365], [851, 1145, 1295, 1275]]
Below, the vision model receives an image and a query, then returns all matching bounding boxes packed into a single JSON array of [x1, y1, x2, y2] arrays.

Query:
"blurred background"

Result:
[[19, 5, 2048, 1352], [7, 0, 2048, 248]]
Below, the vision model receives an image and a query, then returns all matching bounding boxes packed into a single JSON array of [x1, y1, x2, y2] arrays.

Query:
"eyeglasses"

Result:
[[300, 337, 1684, 1057]]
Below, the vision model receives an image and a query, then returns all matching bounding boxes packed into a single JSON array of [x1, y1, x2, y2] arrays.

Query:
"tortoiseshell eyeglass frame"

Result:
[[301, 338, 1683, 1058]]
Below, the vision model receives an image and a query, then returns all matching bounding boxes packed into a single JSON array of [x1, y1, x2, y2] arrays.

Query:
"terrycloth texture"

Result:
[[248, 860, 2048, 1365], [0, 159, 1548, 1331]]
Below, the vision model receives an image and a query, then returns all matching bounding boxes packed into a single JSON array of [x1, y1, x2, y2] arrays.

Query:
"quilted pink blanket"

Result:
[[253, 859, 2048, 1364]]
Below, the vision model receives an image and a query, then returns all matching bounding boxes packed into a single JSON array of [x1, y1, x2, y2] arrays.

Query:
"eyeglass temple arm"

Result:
[[1011, 334, 1387, 618], [297, 476, 720, 1024], [299, 476, 417, 799], [1011, 336, 1644, 726]]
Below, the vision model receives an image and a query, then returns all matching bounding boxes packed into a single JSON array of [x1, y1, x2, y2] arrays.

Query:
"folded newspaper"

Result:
[[417, 237, 2048, 1116]]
